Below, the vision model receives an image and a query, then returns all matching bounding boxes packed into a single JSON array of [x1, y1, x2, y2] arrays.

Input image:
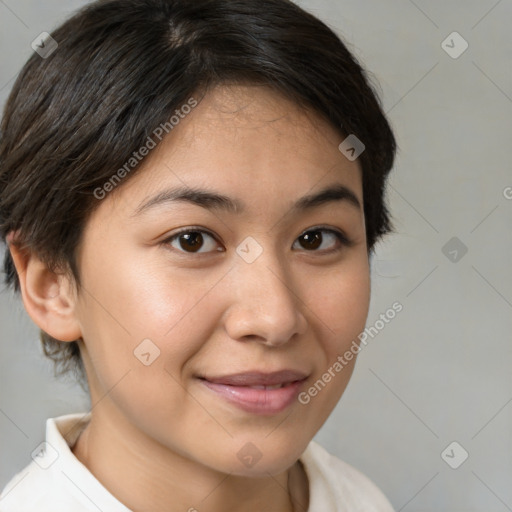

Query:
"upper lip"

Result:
[[201, 370, 308, 387]]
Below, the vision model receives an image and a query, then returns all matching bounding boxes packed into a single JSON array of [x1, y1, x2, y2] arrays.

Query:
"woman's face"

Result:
[[73, 84, 370, 476]]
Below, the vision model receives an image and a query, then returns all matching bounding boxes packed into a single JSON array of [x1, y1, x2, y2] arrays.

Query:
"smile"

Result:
[[199, 370, 308, 415]]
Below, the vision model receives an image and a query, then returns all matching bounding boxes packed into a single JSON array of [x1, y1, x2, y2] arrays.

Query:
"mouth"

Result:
[[198, 370, 308, 415]]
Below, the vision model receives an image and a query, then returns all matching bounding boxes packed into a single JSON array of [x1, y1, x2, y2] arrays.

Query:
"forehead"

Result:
[[96, 84, 363, 221]]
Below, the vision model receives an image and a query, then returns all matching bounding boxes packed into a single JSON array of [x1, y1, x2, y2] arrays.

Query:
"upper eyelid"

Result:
[[163, 226, 351, 251], [165, 225, 344, 240], [165, 227, 218, 242]]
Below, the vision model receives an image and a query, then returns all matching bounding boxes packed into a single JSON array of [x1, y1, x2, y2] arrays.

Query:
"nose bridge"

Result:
[[224, 242, 307, 344]]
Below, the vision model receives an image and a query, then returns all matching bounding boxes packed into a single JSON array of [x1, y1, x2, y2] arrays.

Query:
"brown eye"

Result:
[[298, 230, 323, 250], [178, 232, 204, 252], [165, 229, 222, 254], [294, 228, 351, 252]]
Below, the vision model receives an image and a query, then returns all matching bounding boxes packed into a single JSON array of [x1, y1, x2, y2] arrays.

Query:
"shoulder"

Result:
[[0, 460, 82, 512], [300, 441, 395, 512], [0, 414, 131, 512]]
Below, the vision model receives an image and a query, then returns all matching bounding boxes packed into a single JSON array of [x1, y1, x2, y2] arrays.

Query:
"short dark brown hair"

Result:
[[0, 0, 396, 381]]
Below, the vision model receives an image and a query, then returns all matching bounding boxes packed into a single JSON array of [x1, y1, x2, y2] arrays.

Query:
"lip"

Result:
[[199, 370, 308, 415]]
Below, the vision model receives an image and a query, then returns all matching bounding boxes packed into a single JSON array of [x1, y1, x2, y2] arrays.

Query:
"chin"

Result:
[[206, 435, 310, 478]]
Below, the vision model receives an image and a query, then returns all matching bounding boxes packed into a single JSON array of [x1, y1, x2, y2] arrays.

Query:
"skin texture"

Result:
[[9, 84, 370, 512]]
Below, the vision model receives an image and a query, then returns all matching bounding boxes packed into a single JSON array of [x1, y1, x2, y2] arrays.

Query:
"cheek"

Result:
[[311, 255, 370, 352], [296, 256, 370, 424], [81, 247, 223, 336], [75, 260, 223, 433], [75, 250, 227, 391]]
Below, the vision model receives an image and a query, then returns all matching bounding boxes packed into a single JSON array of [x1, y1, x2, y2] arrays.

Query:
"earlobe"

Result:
[[8, 238, 82, 342]]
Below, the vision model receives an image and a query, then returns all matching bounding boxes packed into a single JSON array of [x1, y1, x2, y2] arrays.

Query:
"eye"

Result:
[[163, 228, 223, 254], [162, 226, 353, 256], [293, 228, 353, 253]]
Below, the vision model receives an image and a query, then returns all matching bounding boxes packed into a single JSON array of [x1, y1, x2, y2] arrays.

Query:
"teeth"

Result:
[[249, 383, 285, 390]]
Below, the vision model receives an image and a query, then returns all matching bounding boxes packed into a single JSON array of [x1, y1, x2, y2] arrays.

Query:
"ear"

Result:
[[7, 233, 82, 342]]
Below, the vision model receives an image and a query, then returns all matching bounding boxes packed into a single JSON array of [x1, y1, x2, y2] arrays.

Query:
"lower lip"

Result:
[[201, 379, 305, 415]]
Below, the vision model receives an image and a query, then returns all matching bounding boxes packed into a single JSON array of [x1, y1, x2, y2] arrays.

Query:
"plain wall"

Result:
[[1, 1, 511, 509]]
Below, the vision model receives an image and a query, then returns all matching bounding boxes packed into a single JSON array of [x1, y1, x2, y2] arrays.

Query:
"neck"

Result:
[[71, 403, 309, 512]]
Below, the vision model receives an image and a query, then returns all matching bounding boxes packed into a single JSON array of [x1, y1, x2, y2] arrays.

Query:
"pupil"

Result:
[[302, 231, 321, 250], [181, 232, 203, 252]]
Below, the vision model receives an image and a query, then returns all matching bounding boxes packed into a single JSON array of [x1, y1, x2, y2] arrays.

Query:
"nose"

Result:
[[222, 252, 308, 347]]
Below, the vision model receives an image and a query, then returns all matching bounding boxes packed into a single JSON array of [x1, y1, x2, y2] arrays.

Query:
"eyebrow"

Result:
[[132, 183, 362, 217]]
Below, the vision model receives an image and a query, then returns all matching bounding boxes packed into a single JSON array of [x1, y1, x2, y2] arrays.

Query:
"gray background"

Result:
[[1, 0, 511, 510]]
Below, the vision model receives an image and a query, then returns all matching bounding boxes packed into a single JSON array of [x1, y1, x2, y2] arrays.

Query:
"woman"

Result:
[[0, 0, 397, 510]]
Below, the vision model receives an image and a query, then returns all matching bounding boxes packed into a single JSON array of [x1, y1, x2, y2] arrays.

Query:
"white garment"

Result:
[[0, 413, 394, 512]]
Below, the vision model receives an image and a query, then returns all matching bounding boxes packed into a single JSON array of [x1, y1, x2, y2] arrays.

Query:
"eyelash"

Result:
[[161, 226, 354, 256]]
